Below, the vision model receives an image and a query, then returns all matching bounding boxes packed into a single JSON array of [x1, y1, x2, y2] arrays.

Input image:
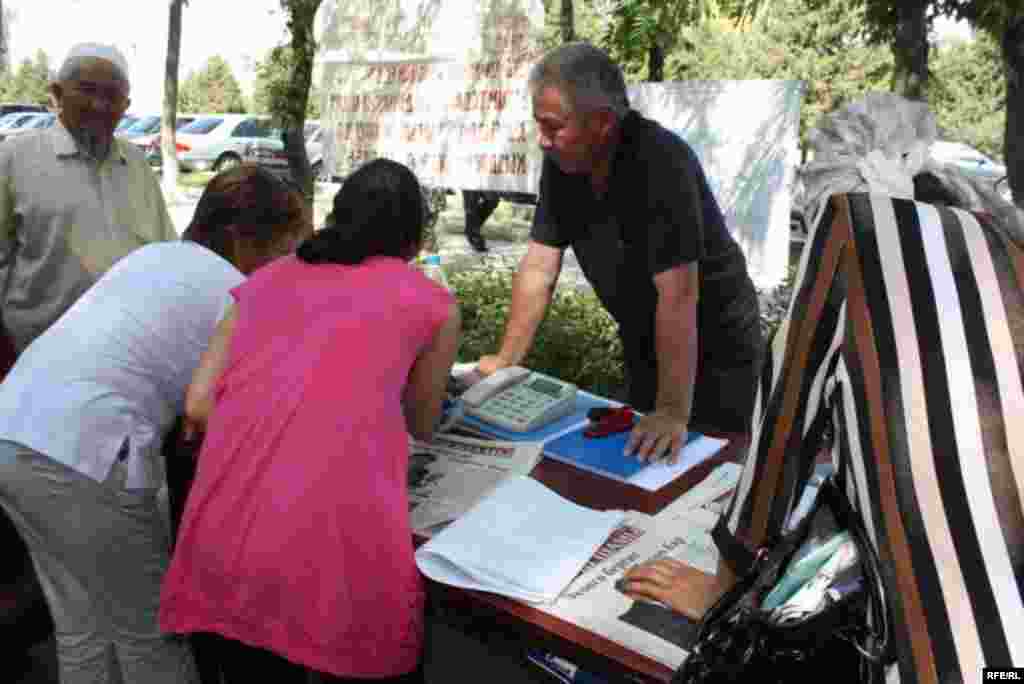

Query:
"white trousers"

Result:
[[0, 440, 196, 684]]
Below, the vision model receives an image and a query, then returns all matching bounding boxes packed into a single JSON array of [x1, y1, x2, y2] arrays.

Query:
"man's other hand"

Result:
[[626, 409, 688, 463], [476, 354, 512, 376], [619, 559, 725, 621]]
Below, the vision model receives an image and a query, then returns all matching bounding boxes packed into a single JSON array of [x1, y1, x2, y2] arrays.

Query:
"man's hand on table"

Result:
[[475, 354, 511, 376], [618, 559, 725, 621], [625, 409, 688, 463]]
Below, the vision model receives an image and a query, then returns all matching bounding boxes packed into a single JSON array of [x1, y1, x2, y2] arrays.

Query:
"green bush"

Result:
[[449, 268, 625, 397], [759, 264, 797, 343], [449, 265, 797, 398]]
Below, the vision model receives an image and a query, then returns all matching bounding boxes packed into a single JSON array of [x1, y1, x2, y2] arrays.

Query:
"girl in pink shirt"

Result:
[[160, 159, 461, 684]]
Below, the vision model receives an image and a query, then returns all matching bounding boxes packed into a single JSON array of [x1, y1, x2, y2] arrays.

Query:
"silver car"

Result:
[[930, 140, 1011, 203], [0, 112, 56, 142], [175, 114, 278, 173], [246, 119, 326, 180]]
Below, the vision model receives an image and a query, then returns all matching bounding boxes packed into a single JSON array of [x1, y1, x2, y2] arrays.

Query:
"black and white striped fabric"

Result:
[[723, 193, 1024, 683]]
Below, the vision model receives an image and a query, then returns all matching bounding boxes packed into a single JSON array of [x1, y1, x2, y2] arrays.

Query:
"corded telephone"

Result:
[[461, 366, 578, 432]]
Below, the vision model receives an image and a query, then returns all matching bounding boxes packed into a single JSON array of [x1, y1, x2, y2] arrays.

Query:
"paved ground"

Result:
[[13, 625, 558, 684], [165, 184, 591, 289], [14, 625, 558, 684]]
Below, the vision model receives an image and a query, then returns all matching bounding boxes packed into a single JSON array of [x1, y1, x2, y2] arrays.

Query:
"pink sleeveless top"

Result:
[[160, 255, 452, 678]]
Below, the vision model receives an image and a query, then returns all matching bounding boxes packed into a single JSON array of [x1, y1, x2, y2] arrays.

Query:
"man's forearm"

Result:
[[497, 267, 556, 365], [654, 295, 698, 419]]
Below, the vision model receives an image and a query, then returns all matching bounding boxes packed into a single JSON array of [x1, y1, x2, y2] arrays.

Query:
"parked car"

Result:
[[116, 114, 140, 132], [0, 112, 56, 142], [157, 114, 278, 173], [0, 103, 46, 118], [246, 119, 327, 180], [121, 114, 198, 151], [0, 111, 44, 133], [0, 113, 21, 131], [117, 114, 161, 141], [930, 140, 1011, 202]]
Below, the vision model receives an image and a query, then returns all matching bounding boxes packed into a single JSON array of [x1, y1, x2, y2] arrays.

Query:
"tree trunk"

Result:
[[0, 0, 8, 77], [282, 0, 322, 208], [890, 0, 929, 100], [648, 43, 664, 82], [161, 0, 185, 204], [560, 0, 575, 43], [1004, 14, 1024, 206]]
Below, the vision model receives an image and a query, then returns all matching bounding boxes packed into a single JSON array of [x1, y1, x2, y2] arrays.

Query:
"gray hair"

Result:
[[528, 42, 629, 119], [56, 42, 130, 91]]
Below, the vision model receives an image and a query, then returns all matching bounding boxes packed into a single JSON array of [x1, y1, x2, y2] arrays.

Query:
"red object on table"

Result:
[[583, 406, 636, 438]]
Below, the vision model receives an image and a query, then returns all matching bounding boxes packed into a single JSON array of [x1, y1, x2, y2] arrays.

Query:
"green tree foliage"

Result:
[[807, 0, 941, 99], [601, 0, 722, 80], [929, 32, 1005, 158], [251, 46, 321, 119], [937, 0, 1024, 203], [597, 0, 776, 81], [0, 49, 52, 105], [664, 0, 893, 145], [178, 55, 246, 113]]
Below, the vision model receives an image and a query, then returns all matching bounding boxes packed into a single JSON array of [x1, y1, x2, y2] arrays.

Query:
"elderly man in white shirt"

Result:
[[0, 42, 178, 676], [0, 42, 177, 359]]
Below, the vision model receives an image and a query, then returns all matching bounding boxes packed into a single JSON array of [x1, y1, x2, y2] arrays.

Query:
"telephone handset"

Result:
[[461, 366, 531, 407], [462, 366, 577, 433]]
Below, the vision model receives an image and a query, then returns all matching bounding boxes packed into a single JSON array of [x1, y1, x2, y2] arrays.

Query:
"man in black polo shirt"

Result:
[[477, 42, 762, 462]]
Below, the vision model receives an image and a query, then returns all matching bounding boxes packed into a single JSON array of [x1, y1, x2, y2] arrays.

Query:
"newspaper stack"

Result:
[[408, 434, 543, 535], [415, 475, 626, 604]]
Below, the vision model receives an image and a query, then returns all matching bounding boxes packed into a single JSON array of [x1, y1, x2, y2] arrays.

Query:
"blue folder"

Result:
[[543, 427, 702, 483]]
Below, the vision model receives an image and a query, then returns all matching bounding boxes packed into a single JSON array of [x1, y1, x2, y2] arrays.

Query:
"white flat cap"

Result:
[[58, 42, 131, 85]]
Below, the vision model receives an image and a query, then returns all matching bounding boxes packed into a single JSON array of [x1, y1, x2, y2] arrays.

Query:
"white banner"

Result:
[[317, 5, 802, 287], [629, 81, 803, 288]]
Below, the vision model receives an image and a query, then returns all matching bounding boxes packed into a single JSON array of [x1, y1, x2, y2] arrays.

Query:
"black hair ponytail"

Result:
[[296, 158, 424, 266], [296, 227, 355, 264]]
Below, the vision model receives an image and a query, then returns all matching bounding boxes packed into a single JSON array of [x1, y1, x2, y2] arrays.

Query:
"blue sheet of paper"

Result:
[[543, 426, 702, 483]]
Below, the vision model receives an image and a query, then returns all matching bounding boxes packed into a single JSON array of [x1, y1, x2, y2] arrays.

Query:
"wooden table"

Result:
[[419, 434, 749, 684]]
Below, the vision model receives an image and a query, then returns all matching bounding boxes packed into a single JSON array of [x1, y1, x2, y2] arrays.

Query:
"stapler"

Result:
[[584, 406, 636, 438]]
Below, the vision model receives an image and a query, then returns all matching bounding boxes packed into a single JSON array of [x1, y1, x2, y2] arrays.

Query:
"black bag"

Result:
[[673, 476, 890, 684]]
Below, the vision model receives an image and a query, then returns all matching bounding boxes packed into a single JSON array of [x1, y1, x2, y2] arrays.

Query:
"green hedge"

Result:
[[449, 268, 625, 397], [449, 266, 794, 397]]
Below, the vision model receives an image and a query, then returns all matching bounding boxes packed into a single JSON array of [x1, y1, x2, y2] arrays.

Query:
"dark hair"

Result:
[[183, 164, 309, 264], [913, 171, 962, 208], [297, 158, 424, 265]]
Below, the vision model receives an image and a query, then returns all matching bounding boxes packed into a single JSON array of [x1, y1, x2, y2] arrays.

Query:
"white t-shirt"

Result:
[[0, 241, 244, 489]]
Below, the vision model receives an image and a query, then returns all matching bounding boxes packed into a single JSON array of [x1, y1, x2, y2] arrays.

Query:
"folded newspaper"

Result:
[[532, 462, 745, 669], [415, 475, 626, 603], [536, 508, 720, 668], [408, 434, 543, 534]]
